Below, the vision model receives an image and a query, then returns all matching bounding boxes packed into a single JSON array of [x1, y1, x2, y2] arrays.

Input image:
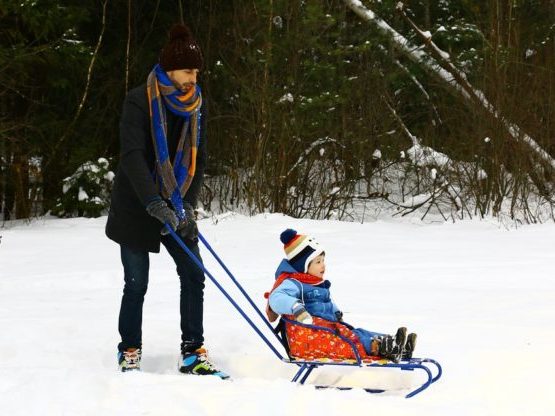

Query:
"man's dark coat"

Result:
[[105, 84, 207, 252]]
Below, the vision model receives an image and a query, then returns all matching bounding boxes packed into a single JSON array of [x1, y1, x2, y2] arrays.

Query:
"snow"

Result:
[[406, 144, 451, 168], [78, 187, 89, 201], [62, 179, 71, 194], [104, 171, 115, 182], [402, 193, 431, 207], [278, 93, 294, 104], [272, 16, 283, 29], [1, 214, 554, 415]]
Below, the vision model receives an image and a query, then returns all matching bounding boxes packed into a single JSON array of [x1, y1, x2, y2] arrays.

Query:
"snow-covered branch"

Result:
[[287, 137, 341, 175], [382, 96, 421, 147]]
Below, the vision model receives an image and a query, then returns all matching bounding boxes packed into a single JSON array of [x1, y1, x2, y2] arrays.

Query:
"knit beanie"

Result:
[[159, 24, 203, 71], [280, 229, 325, 273]]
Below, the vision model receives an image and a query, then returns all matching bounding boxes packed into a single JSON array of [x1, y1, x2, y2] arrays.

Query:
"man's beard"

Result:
[[174, 82, 194, 93]]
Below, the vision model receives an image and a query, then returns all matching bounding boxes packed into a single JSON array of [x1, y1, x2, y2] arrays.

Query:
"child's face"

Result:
[[307, 254, 325, 278]]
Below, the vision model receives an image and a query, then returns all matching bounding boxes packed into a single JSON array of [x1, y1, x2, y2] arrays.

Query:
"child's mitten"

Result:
[[292, 302, 313, 325], [334, 310, 343, 322]]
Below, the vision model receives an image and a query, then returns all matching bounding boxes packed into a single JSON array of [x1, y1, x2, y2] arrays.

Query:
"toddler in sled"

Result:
[[265, 229, 417, 363]]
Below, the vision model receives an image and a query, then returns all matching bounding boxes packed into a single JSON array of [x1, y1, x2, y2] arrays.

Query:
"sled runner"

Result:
[[167, 226, 442, 398]]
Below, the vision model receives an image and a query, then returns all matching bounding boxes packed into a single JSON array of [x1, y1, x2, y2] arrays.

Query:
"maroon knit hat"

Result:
[[159, 24, 203, 71]]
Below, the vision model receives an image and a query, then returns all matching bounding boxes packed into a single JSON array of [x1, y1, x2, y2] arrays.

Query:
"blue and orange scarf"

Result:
[[146, 64, 202, 221]]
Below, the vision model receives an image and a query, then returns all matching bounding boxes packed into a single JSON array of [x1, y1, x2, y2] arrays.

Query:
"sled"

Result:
[[167, 226, 442, 398], [274, 317, 442, 398]]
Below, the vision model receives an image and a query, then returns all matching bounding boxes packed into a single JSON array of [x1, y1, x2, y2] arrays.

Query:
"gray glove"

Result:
[[177, 203, 199, 243], [292, 302, 313, 325], [146, 198, 179, 235]]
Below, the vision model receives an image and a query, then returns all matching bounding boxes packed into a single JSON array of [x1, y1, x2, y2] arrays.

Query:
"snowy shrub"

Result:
[[51, 158, 114, 218]]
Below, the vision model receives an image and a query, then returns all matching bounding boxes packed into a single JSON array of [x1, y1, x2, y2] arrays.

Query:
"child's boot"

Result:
[[394, 327, 407, 351], [377, 335, 402, 363], [403, 333, 417, 360]]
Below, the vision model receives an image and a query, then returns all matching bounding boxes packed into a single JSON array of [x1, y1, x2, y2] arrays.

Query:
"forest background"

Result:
[[1, 0, 554, 224]]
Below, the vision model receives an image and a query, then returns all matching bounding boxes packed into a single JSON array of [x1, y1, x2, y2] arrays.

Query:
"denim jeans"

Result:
[[117, 235, 205, 353]]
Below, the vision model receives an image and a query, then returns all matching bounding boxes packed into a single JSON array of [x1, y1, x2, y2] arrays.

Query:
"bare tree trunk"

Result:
[[255, 0, 273, 212], [0, 138, 5, 219], [125, 0, 131, 92], [178, 0, 184, 24], [12, 151, 30, 219], [3, 158, 14, 221], [424, 0, 430, 28]]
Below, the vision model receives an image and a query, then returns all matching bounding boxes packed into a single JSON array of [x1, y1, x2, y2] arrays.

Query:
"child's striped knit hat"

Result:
[[280, 229, 324, 273]]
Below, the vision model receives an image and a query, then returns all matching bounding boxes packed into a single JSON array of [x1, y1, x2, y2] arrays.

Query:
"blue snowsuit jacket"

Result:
[[268, 259, 383, 355]]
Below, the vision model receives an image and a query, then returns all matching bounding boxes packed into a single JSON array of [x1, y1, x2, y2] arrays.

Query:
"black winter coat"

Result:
[[105, 84, 207, 252]]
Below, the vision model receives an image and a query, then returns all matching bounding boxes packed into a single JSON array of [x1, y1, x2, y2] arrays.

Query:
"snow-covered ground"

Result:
[[1, 214, 554, 415]]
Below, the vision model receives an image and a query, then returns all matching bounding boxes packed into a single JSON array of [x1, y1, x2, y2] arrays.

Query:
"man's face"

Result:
[[167, 69, 199, 93]]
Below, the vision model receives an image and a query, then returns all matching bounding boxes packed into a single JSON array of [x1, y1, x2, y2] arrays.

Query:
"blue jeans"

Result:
[[117, 235, 205, 353]]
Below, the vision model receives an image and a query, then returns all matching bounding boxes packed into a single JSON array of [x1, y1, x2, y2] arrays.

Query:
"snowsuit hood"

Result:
[[274, 259, 298, 279]]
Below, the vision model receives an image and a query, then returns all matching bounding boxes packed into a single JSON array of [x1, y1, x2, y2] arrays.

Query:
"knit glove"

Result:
[[177, 203, 199, 243], [292, 302, 313, 325], [146, 198, 179, 235]]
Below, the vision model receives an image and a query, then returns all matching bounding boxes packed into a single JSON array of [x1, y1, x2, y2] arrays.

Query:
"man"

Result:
[[106, 23, 227, 378]]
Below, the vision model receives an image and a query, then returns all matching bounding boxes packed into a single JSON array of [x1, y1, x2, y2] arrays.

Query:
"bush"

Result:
[[51, 158, 114, 218]]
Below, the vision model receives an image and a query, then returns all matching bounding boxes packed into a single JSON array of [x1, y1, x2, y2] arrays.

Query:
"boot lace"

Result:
[[123, 348, 141, 366], [195, 348, 217, 371]]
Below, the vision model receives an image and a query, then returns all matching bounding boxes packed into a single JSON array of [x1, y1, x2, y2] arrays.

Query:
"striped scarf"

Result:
[[146, 64, 202, 221]]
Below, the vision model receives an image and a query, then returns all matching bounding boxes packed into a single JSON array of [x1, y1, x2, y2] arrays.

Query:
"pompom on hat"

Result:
[[159, 23, 203, 71], [280, 229, 325, 273]]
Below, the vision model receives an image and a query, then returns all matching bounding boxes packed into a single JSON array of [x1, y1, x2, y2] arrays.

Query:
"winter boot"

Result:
[[394, 327, 407, 351], [403, 333, 417, 360], [376, 335, 400, 363], [179, 347, 230, 379], [118, 347, 141, 372]]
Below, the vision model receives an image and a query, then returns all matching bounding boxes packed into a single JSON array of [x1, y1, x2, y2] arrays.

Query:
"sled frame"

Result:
[[276, 317, 442, 398]]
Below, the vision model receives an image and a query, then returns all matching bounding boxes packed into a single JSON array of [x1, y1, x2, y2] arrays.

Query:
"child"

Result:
[[265, 229, 416, 363]]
